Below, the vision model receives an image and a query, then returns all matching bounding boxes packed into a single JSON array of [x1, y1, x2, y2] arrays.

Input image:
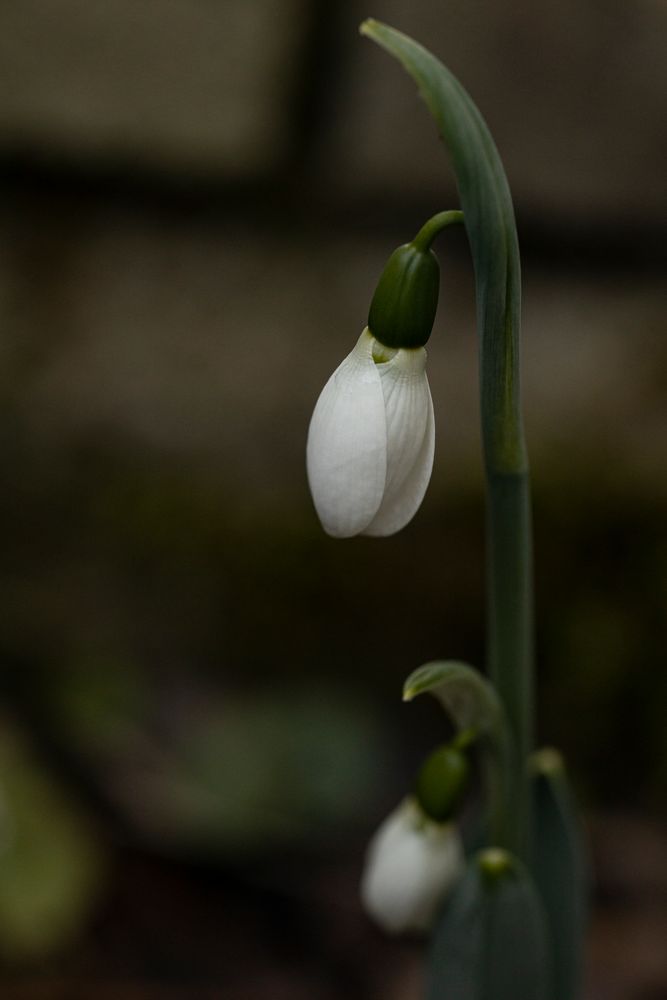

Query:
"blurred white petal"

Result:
[[306, 330, 387, 537], [360, 797, 464, 935], [364, 349, 434, 536]]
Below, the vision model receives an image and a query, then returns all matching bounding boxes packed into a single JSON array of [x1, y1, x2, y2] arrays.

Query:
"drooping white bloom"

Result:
[[306, 328, 435, 538], [360, 796, 464, 935]]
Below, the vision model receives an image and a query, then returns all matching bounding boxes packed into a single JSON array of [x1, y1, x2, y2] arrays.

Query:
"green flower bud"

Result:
[[368, 242, 440, 349], [415, 744, 470, 822]]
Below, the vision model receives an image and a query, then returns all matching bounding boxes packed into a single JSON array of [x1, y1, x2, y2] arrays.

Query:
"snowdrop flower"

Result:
[[306, 328, 435, 538], [360, 796, 464, 934]]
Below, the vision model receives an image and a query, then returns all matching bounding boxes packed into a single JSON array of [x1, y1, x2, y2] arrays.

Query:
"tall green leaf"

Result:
[[531, 750, 588, 1000], [428, 850, 551, 1000], [361, 17, 534, 857]]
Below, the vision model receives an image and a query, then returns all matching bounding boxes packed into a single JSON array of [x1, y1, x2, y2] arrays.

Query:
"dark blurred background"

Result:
[[0, 2, 665, 998]]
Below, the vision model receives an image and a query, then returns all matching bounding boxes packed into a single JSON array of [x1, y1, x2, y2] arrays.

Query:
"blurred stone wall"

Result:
[[2, 1, 665, 214], [0, 0, 309, 174], [1, 0, 665, 726], [1, 0, 665, 493]]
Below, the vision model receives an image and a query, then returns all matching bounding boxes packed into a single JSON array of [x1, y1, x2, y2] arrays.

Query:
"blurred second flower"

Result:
[[360, 796, 463, 934]]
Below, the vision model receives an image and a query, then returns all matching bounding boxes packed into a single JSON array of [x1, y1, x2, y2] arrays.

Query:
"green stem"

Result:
[[486, 469, 533, 856], [480, 253, 534, 860], [412, 210, 464, 251]]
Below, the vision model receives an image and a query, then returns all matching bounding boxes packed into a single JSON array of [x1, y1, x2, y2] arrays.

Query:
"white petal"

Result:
[[306, 329, 387, 537], [363, 348, 435, 537], [360, 798, 464, 935]]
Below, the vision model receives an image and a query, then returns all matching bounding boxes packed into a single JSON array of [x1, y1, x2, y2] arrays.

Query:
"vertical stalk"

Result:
[[480, 254, 534, 860], [486, 469, 533, 855]]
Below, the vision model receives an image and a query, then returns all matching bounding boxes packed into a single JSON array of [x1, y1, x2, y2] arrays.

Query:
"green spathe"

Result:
[[368, 242, 440, 349]]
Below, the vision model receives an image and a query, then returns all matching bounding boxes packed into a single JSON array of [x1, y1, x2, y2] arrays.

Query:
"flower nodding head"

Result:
[[306, 329, 435, 538]]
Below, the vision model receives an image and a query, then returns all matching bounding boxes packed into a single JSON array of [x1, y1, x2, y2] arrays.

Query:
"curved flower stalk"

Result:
[[360, 19, 533, 858], [307, 328, 434, 538], [360, 796, 464, 934]]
